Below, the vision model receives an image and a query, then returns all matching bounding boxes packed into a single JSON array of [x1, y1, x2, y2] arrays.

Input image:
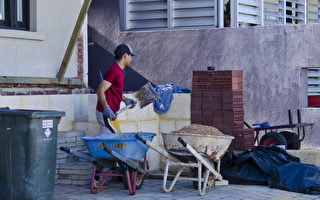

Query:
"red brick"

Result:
[[222, 103, 243, 110], [192, 82, 213, 90], [191, 90, 203, 97], [191, 110, 201, 118], [31, 91, 45, 95], [59, 90, 72, 94], [202, 102, 222, 110], [202, 90, 222, 97], [1, 91, 15, 95], [202, 95, 221, 104], [212, 70, 243, 78], [202, 103, 214, 110], [193, 71, 213, 82], [45, 90, 59, 95], [191, 102, 201, 110], [202, 110, 214, 118], [191, 118, 202, 124]]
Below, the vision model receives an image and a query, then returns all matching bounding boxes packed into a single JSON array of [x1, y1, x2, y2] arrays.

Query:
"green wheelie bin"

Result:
[[0, 108, 65, 200]]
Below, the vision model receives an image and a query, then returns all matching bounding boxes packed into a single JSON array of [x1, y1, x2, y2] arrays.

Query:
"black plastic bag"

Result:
[[269, 162, 320, 195], [221, 146, 320, 195]]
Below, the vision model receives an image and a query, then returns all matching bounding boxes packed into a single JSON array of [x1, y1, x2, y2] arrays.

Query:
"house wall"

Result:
[[88, 0, 320, 127], [0, 0, 87, 83]]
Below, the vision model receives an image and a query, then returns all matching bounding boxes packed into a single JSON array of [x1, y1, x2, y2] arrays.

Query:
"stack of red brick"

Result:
[[191, 70, 254, 150]]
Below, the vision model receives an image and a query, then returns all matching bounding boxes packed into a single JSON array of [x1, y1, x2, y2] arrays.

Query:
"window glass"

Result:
[[0, 0, 4, 20], [17, 0, 23, 22]]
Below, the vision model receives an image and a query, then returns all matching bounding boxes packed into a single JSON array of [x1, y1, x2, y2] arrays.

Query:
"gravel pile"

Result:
[[172, 124, 225, 136]]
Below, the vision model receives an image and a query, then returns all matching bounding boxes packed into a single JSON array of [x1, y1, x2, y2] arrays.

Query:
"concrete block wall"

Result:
[[73, 93, 191, 171]]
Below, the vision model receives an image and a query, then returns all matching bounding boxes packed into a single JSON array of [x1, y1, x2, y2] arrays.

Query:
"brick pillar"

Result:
[[191, 70, 254, 150], [77, 35, 84, 80]]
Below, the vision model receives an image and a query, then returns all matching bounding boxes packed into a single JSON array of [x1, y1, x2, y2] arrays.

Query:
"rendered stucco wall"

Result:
[[88, 0, 320, 129]]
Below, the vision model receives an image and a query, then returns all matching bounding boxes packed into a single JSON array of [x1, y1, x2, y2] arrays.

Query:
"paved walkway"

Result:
[[53, 179, 320, 200]]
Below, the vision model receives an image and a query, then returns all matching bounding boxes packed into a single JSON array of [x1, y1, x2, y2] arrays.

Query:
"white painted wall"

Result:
[[0, 0, 87, 83]]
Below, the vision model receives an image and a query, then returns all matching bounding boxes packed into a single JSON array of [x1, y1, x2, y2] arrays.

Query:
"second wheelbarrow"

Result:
[[60, 132, 156, 195], [136, 132, 234, 196]]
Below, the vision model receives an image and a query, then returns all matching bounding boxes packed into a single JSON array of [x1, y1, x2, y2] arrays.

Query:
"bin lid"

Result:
[[0, 109, 66, 118]]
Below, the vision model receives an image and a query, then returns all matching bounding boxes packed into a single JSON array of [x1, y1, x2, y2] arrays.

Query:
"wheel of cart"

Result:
[[60, 132, 156, 195], [259, 131, 287, 148], [279, 131, 301, 150], [248, 109, 313, 150]]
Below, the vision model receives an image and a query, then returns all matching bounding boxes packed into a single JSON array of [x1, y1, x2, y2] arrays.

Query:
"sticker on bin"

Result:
[[44, 128, 52, 138], [42, 120, 53, 129]]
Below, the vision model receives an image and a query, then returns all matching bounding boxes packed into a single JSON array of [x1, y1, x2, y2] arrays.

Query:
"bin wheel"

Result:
[[259, 131, 287, 148], [123, 167, 144, 190], [279, 131, 301, 150]]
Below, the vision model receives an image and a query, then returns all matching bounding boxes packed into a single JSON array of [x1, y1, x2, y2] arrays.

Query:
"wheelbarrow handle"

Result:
[[178, 137, 187, 147], [135, 134, 146, 144], [60, 146, 70, 153]]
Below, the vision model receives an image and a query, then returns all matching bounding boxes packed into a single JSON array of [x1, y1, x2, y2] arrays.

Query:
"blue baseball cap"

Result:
[[114, 43, 138, 58]]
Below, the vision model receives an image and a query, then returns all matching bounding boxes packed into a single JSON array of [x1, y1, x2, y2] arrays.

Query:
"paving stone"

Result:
[[53, 179, 320, 200]]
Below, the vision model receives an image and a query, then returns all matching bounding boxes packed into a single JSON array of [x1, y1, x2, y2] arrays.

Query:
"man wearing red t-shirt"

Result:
[[96, 43, 138, 134]]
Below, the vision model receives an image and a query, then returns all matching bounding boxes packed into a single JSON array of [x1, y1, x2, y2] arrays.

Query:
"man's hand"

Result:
[[103, 107, 116, 120], [123, 98, 137, 109]]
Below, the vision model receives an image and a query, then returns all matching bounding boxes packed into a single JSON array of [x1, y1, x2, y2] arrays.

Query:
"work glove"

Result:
[[123, 98, 137, 109], [103, 107, 116, 121]]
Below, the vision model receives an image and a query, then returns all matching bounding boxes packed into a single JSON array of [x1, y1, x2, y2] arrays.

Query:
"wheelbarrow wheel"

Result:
[[259, 131, 287, 148], [279, 131, 301, 150], [123, 167, 144, 190]]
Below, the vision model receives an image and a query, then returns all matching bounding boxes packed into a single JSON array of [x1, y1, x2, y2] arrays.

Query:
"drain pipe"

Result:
[[218, 0, 224, 28]]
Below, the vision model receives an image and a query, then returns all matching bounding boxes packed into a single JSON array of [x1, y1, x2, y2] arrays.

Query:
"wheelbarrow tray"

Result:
[[82, 132, 156, 161], [162, 132, 234, 162]]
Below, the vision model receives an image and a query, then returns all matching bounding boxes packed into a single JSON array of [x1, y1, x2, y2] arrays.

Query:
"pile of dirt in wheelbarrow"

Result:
[[172, 124, 225, 136]]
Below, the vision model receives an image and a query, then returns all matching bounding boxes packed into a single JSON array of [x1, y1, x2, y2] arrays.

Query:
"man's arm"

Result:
[[97, 80, 112, 109]]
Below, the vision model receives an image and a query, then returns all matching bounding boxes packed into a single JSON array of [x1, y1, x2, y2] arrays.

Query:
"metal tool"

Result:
[[134, 82, 159, 108]]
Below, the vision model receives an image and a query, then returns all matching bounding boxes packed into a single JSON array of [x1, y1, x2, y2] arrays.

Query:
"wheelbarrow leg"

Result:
[[125, 166, 137, 195], [178, 137, 223, 181], [197, 162, 210, 196], [163, 160, 184, 193], [90, 165, 113, 194]]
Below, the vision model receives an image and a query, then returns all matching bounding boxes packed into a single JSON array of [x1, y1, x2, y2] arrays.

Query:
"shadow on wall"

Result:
[[88, 39, 114, 92], [88, 27, 149, 92]]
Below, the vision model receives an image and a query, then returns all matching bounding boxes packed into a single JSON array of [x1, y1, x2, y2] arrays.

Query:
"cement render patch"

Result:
[[53, 179, 320, 200]]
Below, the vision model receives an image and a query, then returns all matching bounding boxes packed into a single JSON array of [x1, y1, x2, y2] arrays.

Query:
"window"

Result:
[[124, 0, 218, 30], [307, 68, 320, 107], [0, 0, 29, 30]]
